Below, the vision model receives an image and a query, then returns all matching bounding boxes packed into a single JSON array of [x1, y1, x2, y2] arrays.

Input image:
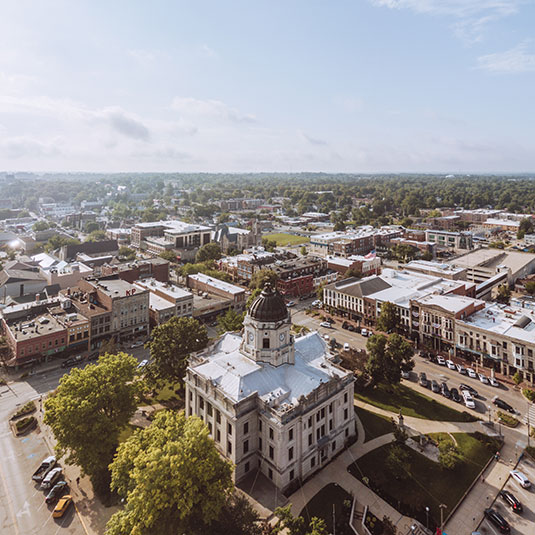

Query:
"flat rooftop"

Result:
[[450, 249, 535, 274], [94, 278, 147, 298], [188, 273, 245, 295], [135, 279, 192, 300], [136, 220, 211, 233], [405, 260, 466, 275]]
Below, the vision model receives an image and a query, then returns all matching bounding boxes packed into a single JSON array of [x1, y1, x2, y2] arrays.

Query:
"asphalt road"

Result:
[[0, 345, 149, 535], [292, 305, 532, 420], [0, 382, 86, 535]]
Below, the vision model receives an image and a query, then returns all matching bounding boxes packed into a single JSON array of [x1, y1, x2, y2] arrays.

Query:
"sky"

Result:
[[0, 0, 534, 174]]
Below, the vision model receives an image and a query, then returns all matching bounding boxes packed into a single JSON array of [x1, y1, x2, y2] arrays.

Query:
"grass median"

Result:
[[356, 383, 477, 422]]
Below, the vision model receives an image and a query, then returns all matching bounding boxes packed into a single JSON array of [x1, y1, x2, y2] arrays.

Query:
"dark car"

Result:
[[45, 480, 68, 504], [342, 322, 349, 330], [499, 490, 522, 512], [493, 396, 515, 413], [484, 508, 510, 533], [440, 382, 450, 398], [431, 380, 440, 393], [419, 372, 428, 388], [86, 352, 99, 361], [428, 354, 438, 364], [450, 388, 461, 402], [348, 325, 356, 332], [459, 383, 479, 398], [61, 355, 82, 368]]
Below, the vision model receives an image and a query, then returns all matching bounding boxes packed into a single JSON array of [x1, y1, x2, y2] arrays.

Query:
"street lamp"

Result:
[[425, 506, 429, 529]]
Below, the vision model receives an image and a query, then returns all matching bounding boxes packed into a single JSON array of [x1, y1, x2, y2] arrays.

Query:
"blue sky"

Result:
[[0, 0, 534, 173]]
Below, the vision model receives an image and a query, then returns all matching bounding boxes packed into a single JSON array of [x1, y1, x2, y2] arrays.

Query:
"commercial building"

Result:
[[325, 255, 381, 277], [425, 230, 473, 252], [131, 220, 211, 261], [187, 273, 246, 312], [58, 240, 119, 262], [403, 260, 467, 281], [134, 279, 193, 326], [218, 248, 276, 283], [100, 257, 169, 284], [185, 286, 356, 492]]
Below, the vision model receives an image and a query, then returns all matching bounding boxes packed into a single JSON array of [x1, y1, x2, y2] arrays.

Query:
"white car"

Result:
[[343, 343, 350, 351], [323, 334, 330, 341], [401, 370, 410, 379], [456, 364, 467, 375], [446, 359, 456, 370], [462, 389, 475, 409], [361, 328, 368, 337], [320, 322, 332, 328], [489, 377, 500, 387], [510, 470, 532, 489], [478, 373, 489, 384], [311, 300, 322, 307], [137, 359, 149, 369], [130, 341, 144, 348], [437, 356, 446, 366], [467, 368, 477, 379]]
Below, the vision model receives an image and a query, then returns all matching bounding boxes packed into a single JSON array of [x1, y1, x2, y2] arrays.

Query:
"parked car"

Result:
[[311, 300, 322, 307], [61, 355, 82, 368], [484, 508, 510, 533], [450, 388, 461, 402], [52, 495, 73, 518], [462, 389, 475, 409], [86, 352, 99, 361], [478, 373, 489, 384], [440, 382, 450, 398], [32, 456, 56, 482], [419, 372, 428, 388], [342, 321, 349, 330], [459, 383, 479, 398], [489, 377, 500, 387], [41, 467, 63, 490], [361, 328, 368, 337], [446, 359, 456, 370], [130, 341, 143, 348], [286, 301, 295, 307], [343, 343, 350, 351], [437, 356, 446, 366], [510, 470, 531, 488], [467, 368, 477, 378], [456, 364, 467, 375], [137, 359, 149, 369], [493, 396, 515, 413], [401, 369, 410, 379], [499, 489, 522, 512], [320, 322, 332, 328], [431, 380, 440, 393], [348, 324, 356, 332], [45, 481, 68, 504]]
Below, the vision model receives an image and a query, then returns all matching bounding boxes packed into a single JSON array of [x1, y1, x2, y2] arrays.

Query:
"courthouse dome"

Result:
[[249, 284, 288, 322]]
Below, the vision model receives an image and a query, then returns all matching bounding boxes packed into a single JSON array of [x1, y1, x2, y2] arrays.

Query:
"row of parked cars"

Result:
[[484, 470, 532, 533], [32, 456, 73, 518], [424, 352, 500, 387], [341, 321, 372, 337]]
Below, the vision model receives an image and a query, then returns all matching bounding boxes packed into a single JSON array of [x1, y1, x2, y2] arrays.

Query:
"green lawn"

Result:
[[356, 384, 477, 422], [348, 432, 498, 530], [263, 232, 310, 246], [140, 381, 184, 407], [300, 483, 353, 535], [355, 406, 394, 442]]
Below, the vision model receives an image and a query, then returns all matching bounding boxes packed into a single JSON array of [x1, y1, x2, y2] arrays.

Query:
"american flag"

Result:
[[364, 249, 376, 259]]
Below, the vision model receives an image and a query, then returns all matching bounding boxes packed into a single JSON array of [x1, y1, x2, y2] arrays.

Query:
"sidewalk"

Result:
[[34, 406, 119, 535]]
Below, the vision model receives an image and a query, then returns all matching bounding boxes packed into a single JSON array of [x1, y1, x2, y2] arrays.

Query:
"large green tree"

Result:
[[44, 353, 140, 497], [376, 301, 398, 333], [107, 411, 233, 535], [365, 333, 414, 387], [146, 316, 208, 386], [249, 268, 278, 290], [217, 308, 245, 334], [195, 242, 222, 262]]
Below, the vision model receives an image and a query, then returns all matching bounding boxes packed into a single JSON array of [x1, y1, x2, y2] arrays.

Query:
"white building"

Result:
[[185, 285, 356, 492]]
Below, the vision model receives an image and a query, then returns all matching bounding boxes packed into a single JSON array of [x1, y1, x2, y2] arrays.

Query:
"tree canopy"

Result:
[[249, 268, 278, 290], [107, 411, 233, 535], [196, 242, 222, 262], [376, 301, 398, 333], [365, 333, 414, 387], [217, 308, 245, 334], [272, 505, 327, 535], [145, 316, 208, 386], [44, 352, 140, 496]]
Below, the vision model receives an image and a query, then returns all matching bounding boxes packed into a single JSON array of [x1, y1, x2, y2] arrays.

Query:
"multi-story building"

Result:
[[1, 297, 90, 366], [67, 276, 149, 348], [187, 273, 246, 312], [213, 223, 261, 254], [131, 220, 211, 261], [100, 257, 169, 284], [425, 230, 473, 251], [185, 285, 356, 492], [134, 278, 193, 326], [325, 255, 381, 277]]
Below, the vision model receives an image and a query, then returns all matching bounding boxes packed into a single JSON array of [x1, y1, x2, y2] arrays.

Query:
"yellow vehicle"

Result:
[[52, 495, 73, 518]]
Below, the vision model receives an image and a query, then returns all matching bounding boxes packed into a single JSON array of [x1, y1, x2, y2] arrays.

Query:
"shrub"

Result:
[[497, 411, 519, 428], [523, 388, 535, 402], [15, 416, 36, 432], [11, 401, 36, 420]]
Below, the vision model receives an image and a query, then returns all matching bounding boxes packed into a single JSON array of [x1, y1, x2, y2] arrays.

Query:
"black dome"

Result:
[[249, 284, 288, 322]]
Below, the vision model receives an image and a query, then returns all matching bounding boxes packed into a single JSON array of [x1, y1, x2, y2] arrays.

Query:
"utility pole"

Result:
[[332, 503, 336, 535], [439, 503, 447, 532]]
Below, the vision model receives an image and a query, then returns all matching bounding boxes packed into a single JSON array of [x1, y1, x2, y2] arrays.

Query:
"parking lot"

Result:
[[480, 454, 535, 535], [0, 382, 87, 535]]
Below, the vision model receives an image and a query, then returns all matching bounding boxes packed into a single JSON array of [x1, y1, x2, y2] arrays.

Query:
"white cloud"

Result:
[[0, 136, 61, 159], [97, 107, 151, 141], [477, 42, 535, 73], [300, 131, 328, 146], [371, 0, 523, 42], [171, 97, 257, 124]]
